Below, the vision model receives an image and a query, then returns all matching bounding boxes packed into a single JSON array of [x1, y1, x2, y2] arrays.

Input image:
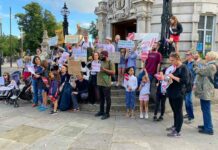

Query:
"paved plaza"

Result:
[[0, 100, 217, 150]]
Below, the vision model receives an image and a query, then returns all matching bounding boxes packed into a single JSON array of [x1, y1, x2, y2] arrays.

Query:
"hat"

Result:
[[101, 51, 109, 57], [105, 37, 112, 41]]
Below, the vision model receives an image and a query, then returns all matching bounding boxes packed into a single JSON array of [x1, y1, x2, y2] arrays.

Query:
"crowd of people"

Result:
[[1, 15, 217, 137]]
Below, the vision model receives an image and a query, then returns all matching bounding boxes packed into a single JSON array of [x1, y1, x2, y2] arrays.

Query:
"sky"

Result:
[[0, 0, 101, 37]]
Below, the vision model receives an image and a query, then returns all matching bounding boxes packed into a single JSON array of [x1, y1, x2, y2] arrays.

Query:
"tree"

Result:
[[0, 35, 19, 56], [15, 2, 58, 53], [89, 21, 98, 39]]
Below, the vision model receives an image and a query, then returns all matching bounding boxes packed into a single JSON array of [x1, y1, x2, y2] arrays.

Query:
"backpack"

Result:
[[208, 64, 218, 89], [179, 64, 194, 93]]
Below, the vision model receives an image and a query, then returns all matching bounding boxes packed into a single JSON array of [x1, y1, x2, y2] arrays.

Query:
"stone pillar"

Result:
[[95, 1, 108, 43], [136, 14, 147, 33], [41, 30, 49, 58]]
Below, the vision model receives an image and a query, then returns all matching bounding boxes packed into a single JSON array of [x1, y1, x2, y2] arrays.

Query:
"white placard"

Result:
[[27, 66, 35, 75], [118, 40, 135, 49], [0, 77, 5, 86], [17, 58, 23, 68], [91, 62, 101, 72]]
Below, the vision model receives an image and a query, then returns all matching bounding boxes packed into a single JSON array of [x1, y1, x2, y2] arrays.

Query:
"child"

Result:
[[48, 71, 60, 114], [138, 73, 150, 119], [124, 67, 138, 118]]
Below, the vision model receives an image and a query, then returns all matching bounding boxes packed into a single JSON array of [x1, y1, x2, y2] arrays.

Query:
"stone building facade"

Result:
[[95, 0, 218, 54]]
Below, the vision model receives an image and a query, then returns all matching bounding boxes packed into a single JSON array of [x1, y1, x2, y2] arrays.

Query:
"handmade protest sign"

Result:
[[91, 61, 101, 72], [58, 52, 70, 64], [27, 66, 35, 75], [49, 36, 58, 46], [17, 58, 23, 68], [55, 29, 64, 45], [65, 35, 81, 44], [68, 58, 81, 76], [109, 52, 120, 63], [72, 48, 87, 62], [118, 40, 135, 49], [0, 77, 5, 86]]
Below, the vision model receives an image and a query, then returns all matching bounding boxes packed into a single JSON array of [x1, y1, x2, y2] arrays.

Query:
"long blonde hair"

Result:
[[170, 16, 179, 27]]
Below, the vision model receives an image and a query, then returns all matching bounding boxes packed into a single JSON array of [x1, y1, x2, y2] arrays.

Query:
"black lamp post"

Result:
[[159, 0, 173, 58], [61, 2, 70, 37]]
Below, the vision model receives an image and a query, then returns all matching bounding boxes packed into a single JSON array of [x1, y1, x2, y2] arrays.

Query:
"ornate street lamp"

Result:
[[159, 0, 173, 58], [61, 2, 70, 37]]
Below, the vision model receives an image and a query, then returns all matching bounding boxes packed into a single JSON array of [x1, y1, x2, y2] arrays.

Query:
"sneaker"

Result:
[[198, 129, 214, 135], [198, 125, 204, 130], [157, 116, 163, 121], [167, 130, 181, 137], [183, 114, 189, 119], [153, 116, 157, 121], [50, 110, 58, 115], [166, 126, 175, 131], [140, 113, 144, 119], [101, 114, 110, 120], [185, 118, 194, 124], [95, 112, 104, 117], [39, 106, 48, 112], [32, 104, 38, 107], [144, 112, 149, 119]]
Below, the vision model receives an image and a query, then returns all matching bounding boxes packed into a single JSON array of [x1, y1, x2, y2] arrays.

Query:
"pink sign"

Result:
[[141, 51, 149, 62]]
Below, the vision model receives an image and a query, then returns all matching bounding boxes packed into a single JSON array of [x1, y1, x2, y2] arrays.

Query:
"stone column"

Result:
[[137, 14, 147, 33], [95, 1, 108, 43]]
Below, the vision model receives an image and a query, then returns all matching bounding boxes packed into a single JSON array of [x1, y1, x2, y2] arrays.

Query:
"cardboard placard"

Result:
[[109, 52, 120, 63], [55, 29, 64, 45], [65, 35, 82, 44], [68, 58, 81, 76], [49, 36, 58, 46], [118, 40, 135, 49]]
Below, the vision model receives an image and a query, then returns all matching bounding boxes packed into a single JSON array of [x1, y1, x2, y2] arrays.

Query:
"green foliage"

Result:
[[15, 2, 58, 53], [0, 35, 19, 56], [89, 21, 98, 39]]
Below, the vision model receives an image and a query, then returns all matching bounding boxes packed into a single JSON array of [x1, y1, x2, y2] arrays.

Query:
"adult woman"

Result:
[[166, 52, 189, 137], [89, 52, 100, 104], [32, 56, 44, 107], [193, 51, 218, 135], [58, 65, 72, 111], [125, 45, 137, 73], [117, 49, 126, 87], [169, 16, 183, 53]]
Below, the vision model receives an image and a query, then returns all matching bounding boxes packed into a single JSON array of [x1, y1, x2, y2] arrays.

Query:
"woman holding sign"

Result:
[[89, 52, 101, 104]]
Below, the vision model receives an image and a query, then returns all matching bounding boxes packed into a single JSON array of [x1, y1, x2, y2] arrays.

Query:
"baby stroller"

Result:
[[0, 71, 21, 103], [10, 77, 33, 107]]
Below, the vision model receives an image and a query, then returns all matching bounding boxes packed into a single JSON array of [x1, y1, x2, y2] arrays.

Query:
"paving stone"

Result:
[[0, 138, 27, 150], [25, 135, 75, 150], [0, 125, 51, 144], [111, 143, 151, 150], [69, 133, 112, 150], [55, 125, 84, 138], [0, 116, 35, 128]]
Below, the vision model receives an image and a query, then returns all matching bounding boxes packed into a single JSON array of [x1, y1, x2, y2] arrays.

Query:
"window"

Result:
[[197, 16, 215, 55]]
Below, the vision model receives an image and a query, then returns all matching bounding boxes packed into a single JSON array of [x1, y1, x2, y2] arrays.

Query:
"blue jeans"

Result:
[[185, 92, 194, 119], [72, 94, 79, 109], [32, 79, 43, 105], [200, 99, 213, 132], [125, 91, 136, 110]]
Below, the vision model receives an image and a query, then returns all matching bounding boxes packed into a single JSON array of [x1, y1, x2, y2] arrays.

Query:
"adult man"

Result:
[[138, 42, 162, 84], [95, 51, 115, 120], [183, 51, 195, 123], [113, 35, 121, 52], [81, 35, 94, 59]]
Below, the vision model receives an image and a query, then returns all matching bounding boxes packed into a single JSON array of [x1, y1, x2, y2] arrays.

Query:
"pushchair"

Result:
[[10, 77, 33, 107], [0, 71, 21, 103]]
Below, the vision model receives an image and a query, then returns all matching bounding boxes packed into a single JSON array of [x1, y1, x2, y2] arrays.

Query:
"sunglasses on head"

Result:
[[3, 74, 7, 76]]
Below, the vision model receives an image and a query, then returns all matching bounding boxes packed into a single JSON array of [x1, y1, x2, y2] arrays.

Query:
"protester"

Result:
[[117, 48, 126, 87], [22, 56, 32, 80], [183, 51, 195, 123], [93, 36, 101, 50], [193, 51, 218, 135], [103, 37, 115, 54], [113, 34, 121, 52], [124, 67, 138, 118], [58, 65, 72, 111], [36, 48, 45, 61], [138, 72, 150, 119], [32, 56, 44, 108], [153, 69, 167, 121], [169, 16, 183, 53], [138, 42, 162, 85], [125, 45, 137, 72], [48, 71, 60, 115], [166, 52, 189, 137], [89, 52, 100, 104], [95, 51, 115, 120], [81, 35, 94, 59]]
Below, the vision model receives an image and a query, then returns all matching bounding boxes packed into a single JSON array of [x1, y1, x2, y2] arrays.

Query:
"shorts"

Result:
[[118, 64, 126, 69], [139, 94, 149, 101], [170, 35, 180, 42]]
